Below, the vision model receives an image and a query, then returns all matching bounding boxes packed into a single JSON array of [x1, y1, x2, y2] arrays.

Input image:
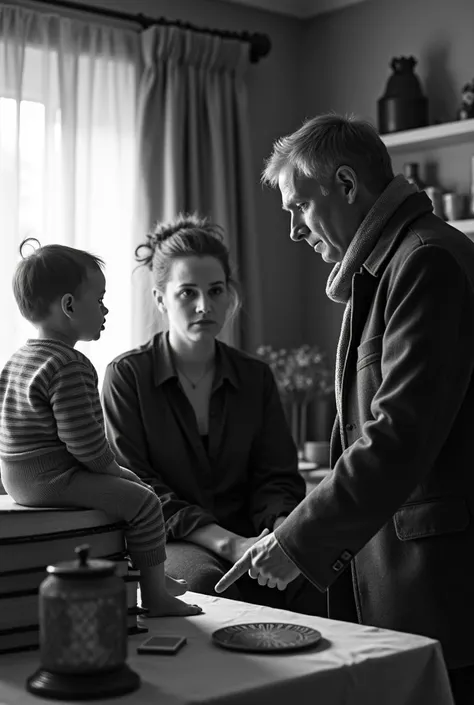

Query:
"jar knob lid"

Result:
[[75, 544, 90, 568]]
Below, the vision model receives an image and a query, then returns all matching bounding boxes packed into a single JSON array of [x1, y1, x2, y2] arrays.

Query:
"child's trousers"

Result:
[[1, 459, 166, 569]]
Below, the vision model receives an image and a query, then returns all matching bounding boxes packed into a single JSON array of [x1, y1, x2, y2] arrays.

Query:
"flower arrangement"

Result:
[[256, 344, 334, 455], [256, 344, 333, 403]]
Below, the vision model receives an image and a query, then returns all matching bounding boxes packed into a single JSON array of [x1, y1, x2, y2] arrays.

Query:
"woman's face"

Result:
[[155, 256, 231, 344]]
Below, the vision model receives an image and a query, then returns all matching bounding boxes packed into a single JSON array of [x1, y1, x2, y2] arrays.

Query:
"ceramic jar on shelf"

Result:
[[378, 56, 428, 134]]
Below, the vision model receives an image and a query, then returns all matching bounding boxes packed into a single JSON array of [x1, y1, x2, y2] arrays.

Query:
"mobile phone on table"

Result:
[[137, 635, 187, 655]]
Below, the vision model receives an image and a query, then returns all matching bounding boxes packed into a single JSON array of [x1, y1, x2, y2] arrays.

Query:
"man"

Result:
[[215, 114, 474, 704]]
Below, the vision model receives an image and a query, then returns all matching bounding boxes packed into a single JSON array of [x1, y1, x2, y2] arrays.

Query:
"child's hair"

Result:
[[135, 213, 241, 317], [13, 238, 104, 323]]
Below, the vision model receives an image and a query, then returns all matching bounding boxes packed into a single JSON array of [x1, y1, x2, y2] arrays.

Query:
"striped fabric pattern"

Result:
[[126, 488, 167, 568], [0, 339, 114, 472]]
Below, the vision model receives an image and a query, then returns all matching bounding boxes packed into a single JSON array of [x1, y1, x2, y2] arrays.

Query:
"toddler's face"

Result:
[[72, 268, 108, 342]]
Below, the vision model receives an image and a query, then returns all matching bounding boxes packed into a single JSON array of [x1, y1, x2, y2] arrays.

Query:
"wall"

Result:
[[75, 0, 474, 440], [35, 0, 474, 359], [300, 0, 474, 359], [70, 0, 307, 350]]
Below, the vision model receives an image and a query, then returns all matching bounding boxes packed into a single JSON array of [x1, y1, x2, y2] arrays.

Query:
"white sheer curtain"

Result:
[[0, 5, 140, 383]]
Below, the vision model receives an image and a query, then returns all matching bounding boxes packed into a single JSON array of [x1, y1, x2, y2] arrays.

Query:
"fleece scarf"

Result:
[[326, 174, 418, 432]]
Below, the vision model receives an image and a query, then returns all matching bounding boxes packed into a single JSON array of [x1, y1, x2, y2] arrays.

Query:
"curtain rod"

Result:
[[33, 0, 272, 63]]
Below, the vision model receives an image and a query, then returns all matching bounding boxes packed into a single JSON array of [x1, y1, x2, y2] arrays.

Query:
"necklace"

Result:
[[176, 363, 214, 390]]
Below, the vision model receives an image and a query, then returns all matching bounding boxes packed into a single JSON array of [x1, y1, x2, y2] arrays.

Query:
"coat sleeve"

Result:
[[248, 364, 306, 533], [101, 359, 217, 540], [275, 245, 474, 591]]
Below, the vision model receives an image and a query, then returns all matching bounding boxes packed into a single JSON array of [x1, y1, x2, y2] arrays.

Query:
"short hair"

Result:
[[13, 238, 104, 324], [262, 112, 394, 194], [134, 213, 241, 318]]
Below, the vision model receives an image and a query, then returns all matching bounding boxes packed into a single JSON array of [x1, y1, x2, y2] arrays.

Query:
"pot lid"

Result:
[[47, 544, 117, 578]]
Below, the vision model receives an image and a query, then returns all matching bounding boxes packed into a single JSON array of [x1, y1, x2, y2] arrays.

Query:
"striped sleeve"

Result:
[[49, 360, 115, 473]]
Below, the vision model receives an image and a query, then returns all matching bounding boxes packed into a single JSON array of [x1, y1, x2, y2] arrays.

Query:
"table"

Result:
[[0, 592, 454, 705]]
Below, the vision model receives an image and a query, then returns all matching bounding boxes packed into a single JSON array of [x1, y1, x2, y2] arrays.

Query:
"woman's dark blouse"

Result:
[[102, 332, 305, 540]]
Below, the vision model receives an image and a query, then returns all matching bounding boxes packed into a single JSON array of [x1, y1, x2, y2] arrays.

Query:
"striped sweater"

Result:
[[0, 339, 115, 472]]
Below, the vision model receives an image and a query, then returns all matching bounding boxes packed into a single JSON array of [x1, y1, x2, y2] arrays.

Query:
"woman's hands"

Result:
[[185, 524, 273, 565], [225, 520, 288, 564], [226, 528, 270, 564]]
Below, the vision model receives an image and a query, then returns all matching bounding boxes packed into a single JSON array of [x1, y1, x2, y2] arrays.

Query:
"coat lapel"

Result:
[[339, 270, 378, 439]]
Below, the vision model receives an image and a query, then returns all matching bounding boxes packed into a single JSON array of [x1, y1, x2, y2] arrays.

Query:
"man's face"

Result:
[[279, 166, 357, 264]]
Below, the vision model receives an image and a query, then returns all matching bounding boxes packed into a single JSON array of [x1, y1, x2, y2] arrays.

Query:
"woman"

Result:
[[102, 214, 326, 616]]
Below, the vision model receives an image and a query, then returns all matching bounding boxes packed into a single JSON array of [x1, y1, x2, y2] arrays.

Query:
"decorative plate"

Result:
[[211, 622, 322, 653]]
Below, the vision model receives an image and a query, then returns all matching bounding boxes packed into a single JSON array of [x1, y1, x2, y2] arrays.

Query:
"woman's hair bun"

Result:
[[134, 227, 176, 270], [153, 213, 213, 242], [134, 213, 216, 269], [134, 233, 156, 270]]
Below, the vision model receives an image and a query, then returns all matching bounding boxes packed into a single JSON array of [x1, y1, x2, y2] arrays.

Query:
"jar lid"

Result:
[[47, 544, 117, 578]]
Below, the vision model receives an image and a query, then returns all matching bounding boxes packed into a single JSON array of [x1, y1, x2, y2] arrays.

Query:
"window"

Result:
[[1, 19, 140, 385]]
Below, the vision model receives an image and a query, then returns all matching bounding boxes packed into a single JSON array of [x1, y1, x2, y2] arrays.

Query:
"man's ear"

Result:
[[152, 288, 166, 314], [335, 165, 358, 204], [60, 294, 75, 320]]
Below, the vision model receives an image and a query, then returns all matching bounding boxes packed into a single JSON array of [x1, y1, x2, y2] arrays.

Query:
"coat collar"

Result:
[[363, 191, 433, 278], [151, 331, 239, 389]]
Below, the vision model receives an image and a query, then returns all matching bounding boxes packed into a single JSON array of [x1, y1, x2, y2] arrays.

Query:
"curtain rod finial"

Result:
[[249, 33, 272, 64]]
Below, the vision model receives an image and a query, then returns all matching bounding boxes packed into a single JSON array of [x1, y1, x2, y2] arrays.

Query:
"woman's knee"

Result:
[[185, 568, 229, 596], [165, 543, 241, 599]]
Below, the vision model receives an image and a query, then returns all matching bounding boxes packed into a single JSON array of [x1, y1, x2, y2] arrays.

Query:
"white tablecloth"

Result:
[[0, 592, 454, 705]]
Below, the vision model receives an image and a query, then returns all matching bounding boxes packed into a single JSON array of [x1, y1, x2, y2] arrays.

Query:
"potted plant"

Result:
[[256, 344, 334, 459]]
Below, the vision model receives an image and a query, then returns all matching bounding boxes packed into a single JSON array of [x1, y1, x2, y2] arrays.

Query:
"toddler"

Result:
[[0, 239, 201, 617]]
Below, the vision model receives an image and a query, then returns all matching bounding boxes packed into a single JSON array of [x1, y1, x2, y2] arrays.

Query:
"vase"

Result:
[[377, 56, 428, 134], [308, 394, 336, 443], [303, 441, 330, 467], [290, 401, 308, 460], [470, 156, 474, 217]]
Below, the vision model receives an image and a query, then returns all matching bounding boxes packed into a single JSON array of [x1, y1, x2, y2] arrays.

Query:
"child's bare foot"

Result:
[[166, 575, 187, 596], [143, 593, 203, 617]]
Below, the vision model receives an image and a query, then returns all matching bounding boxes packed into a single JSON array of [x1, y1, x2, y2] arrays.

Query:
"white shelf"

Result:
[[381, 119, 474, 153], [448, 218, 474, 236]]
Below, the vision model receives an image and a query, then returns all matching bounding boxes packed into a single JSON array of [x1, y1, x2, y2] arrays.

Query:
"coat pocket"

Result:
[[356, 335, 383, 371], [394, 498, 470, 541]]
